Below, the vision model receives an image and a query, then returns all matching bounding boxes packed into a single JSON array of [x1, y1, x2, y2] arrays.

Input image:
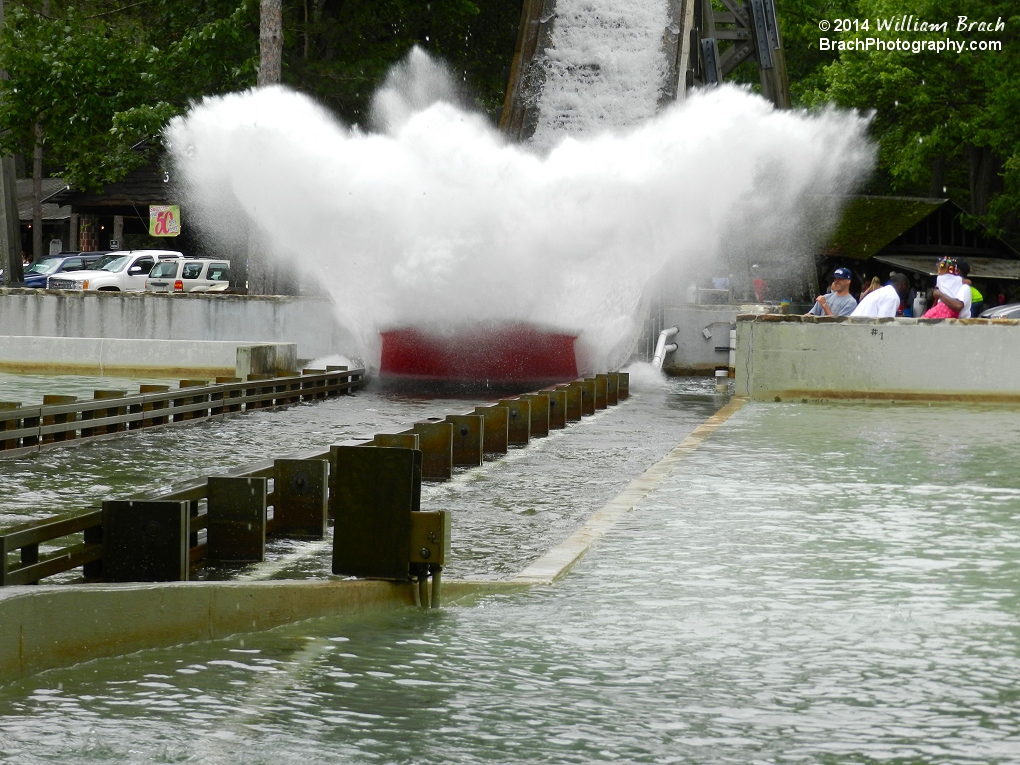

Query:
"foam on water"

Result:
[[167, 49, 873, 373], [530, 0, 670, 149]]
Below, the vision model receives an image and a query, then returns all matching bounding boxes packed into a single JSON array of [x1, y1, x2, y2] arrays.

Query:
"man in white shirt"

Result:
[[850, 273, 911, 318]]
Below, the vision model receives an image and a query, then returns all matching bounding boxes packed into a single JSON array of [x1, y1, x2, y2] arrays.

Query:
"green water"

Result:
[[2, 401, 1019, 763], [0, 372, 183, 406]]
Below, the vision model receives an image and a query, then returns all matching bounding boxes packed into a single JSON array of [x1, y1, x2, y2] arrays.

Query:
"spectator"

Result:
[[859, 276, 881, 301], [923, 257, 972, 319], [751, 264, 768, 303], [922, 257, 965, 318], [960, 261, 983, 317], [805, 267, 857, 317], [850, 272, 911, 318]]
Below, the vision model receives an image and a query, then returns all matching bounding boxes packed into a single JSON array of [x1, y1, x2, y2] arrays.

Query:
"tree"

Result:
[[797, 0, 1020, 240], [0, 0, 257, 256]]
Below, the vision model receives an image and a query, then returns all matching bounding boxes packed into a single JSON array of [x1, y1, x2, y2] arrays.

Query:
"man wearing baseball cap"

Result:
[[806, 267, 857, 317]]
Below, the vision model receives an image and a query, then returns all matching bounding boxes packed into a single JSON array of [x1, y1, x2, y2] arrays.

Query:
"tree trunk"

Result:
[[259, 0, 283, 86], [0, 0, 25, 283], [0, 156, 21, 283], [32, 121, 43, 261], [966, 144, 1001, 218], [246, 231, 272, 295]]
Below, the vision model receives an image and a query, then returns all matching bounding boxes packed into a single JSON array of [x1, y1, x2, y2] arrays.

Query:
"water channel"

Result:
[[0, 371, 720, 579], [1, 379, 1018, 763]]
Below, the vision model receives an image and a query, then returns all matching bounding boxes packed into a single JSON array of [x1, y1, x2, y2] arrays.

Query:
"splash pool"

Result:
[[2, 396, 1018, 763]]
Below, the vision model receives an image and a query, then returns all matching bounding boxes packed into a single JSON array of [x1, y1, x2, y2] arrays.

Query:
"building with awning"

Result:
[[48, 161, 175, 253], [819, 196, 1020, 300]]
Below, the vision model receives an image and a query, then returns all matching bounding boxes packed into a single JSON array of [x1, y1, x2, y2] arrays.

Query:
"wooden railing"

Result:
[[0, 446, 334, 586], [0, 367, 364, 459]]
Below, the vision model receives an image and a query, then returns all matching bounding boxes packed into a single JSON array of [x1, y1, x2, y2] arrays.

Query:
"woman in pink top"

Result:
[[922, 257, 963, 319]]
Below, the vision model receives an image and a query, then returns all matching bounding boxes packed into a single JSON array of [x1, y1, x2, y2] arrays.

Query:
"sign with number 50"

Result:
[[149, 205, 181, 237]]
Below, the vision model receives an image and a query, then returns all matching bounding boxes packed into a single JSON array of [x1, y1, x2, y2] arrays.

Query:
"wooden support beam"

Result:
[[519, 393, 550, 437], [207, 476, 267, 562], [472, 404, 509, 455], [544, 387, 567, 429], [410, 420, 453, 481], [273, 459, 328, 538], [331, 445, 420, 580], [446, 414, 484, 467], [497, 398, 531, 446], [101, 500, 190, 582]]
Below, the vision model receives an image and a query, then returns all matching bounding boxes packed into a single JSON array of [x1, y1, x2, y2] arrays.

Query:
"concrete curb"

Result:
[[512, 397, 747, 584], [0, 336, 297, 379]]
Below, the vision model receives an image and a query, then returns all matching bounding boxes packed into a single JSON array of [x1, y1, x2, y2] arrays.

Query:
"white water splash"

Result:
[[166, 48, 873, 373]]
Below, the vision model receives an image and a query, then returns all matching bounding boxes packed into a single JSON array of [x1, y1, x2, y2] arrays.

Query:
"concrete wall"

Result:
[[659, 306, 736, 375], [736, 315, 1020, 401], [0, 579, 522, 683], [0, 336, 297, 378], [0, 289, 356, 362], [658, 305, 771, 375]]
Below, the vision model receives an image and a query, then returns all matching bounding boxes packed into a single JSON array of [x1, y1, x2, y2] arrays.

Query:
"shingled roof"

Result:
[[49, 161, 171, 211], [826, 196, 945, 259], [826, 196, 1018, 260], [17, 178, 71, 222]]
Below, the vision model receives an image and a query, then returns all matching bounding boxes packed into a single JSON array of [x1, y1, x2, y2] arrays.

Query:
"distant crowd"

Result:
[[807, 258, 991, 319]]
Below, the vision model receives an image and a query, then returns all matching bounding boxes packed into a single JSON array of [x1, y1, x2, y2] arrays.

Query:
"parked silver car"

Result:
[[145, 258, 230, 293], [979, 303, 1020, 319]]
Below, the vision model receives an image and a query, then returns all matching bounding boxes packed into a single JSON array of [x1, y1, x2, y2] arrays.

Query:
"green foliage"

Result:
[[0, 0, 515, 192], [283, 0, 518, 124], [0, 0, 257, 191], [789, 0, 1020, 236], [776, 0, 857, 97]]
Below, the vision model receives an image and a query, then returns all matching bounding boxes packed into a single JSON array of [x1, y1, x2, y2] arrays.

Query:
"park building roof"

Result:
[[874, 254, 1020, 281], [17, 178, 71, 222], [826, 196, 1019, 262], [48, 161, 171, 217]]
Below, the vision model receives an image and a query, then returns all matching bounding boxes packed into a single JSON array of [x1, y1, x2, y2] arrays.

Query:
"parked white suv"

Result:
[[47, 250, 183, 291], [145, 258, 230, 293]]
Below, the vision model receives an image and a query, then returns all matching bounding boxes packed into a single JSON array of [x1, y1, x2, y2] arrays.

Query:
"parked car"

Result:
[[47, 250, 183, 291], [145, 258, 230, 293], [21, 252, 110, 288], [980, 303, 1020, 319]]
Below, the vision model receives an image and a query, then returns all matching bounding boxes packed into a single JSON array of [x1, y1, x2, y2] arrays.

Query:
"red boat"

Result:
[[380, 323, 579, 384]]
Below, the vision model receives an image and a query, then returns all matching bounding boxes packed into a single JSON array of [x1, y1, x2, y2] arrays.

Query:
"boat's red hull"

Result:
[[380, 324, 578, 384]]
